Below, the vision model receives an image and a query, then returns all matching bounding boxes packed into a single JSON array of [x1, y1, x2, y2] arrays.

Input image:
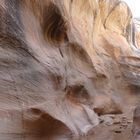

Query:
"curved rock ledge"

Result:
[[0, 0, 140, 139]]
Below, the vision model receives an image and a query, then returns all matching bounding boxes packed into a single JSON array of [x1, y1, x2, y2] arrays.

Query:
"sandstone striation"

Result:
[[0, 0, 140, 139]]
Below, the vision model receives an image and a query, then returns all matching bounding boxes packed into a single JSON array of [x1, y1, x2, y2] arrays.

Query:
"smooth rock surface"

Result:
[[0, 0, 140, 139]]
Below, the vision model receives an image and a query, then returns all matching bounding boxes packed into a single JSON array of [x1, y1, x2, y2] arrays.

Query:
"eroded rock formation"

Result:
[[0, 0, 140, 139], [133, 106, 140, 140]]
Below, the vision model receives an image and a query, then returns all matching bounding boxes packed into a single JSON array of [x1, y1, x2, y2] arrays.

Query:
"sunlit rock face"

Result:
[[0, 0, 140, 139], [134, 19, 140, 49]]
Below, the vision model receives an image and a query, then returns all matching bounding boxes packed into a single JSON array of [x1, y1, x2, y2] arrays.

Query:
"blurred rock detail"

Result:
[[0, 0, 140, 139], [132, 106, 140, 140]]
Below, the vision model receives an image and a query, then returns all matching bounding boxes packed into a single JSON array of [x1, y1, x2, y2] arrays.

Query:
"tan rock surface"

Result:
[[0, 0, 140, 139], [132, 106, 140, 140]]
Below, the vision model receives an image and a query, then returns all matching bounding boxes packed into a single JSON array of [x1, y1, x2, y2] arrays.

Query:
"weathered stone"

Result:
[[132, 106, 140, 140], [0, 0, 140, 139]]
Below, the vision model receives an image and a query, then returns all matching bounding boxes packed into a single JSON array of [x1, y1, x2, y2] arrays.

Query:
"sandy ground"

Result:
[[71, 114, 133, 140]]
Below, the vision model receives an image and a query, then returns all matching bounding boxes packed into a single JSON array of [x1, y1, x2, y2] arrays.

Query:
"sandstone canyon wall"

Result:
[[0, 0, 140, 140]]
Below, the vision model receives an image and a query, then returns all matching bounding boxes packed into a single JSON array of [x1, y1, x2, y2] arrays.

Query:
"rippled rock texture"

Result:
[[0, 0, 140, 139]]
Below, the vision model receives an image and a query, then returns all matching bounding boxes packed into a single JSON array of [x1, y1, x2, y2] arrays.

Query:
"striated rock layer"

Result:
[[0, 0, 140, 139]]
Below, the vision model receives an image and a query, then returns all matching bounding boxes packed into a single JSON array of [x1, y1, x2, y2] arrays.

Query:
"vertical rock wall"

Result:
[[0, 0, 140, 139]]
